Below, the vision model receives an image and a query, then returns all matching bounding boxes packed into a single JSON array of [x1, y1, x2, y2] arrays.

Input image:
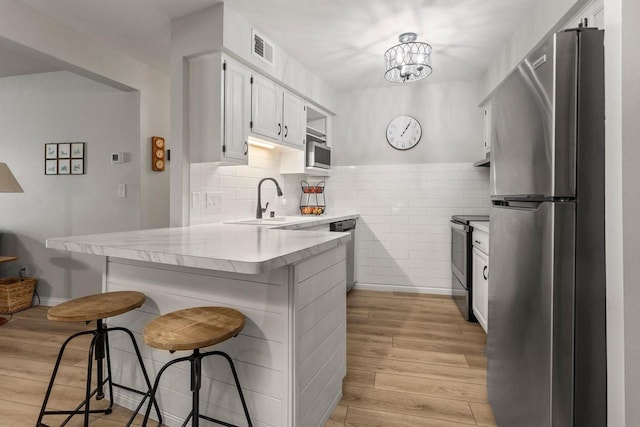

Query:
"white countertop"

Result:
[[46, 223, 353, 274], [470, 221, 489, 233]]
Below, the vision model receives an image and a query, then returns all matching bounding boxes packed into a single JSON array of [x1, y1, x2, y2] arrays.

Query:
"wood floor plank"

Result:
[[348, 322, 487, 344], [325, 403, 348, 427], [464, 352, 488, 370], [348, 341, 470, 368], [341, 384, 477, 424], [0, 336, 89, 366], [343, 369, 375, 388], [393, 336, 486, 355], [469, 402, 497, 426], [375, 372, 490, 404], [344, 406, 476, 427], [347, 333, 393, 346]]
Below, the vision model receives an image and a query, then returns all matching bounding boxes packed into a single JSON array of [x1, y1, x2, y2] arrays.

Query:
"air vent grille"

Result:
[[252, 29, 275, 67]]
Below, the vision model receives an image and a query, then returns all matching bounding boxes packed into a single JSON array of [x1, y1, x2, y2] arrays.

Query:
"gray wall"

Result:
[[332, 80, 482, 166], [0, 71, 140, 302], [621, 0, 640, 422]]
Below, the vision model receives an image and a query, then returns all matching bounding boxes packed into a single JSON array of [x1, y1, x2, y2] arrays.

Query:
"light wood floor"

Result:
[[0, 291, 495, 427], [326, 290, 496, 427]]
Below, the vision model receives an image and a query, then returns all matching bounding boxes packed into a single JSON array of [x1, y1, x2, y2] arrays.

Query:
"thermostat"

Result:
[[111, 152, 124, 164]]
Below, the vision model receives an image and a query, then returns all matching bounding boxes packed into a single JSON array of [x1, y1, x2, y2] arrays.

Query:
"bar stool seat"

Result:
[[142, 307, 252, 427], [37, 291, 162, 427], [47, 291, 145, 322]]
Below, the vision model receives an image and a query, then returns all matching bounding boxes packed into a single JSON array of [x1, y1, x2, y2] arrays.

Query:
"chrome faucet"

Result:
[[256, 177, 283, 219]]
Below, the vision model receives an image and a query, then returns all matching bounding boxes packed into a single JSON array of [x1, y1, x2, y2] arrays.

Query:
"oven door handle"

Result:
[[450, 222, 469, 232]]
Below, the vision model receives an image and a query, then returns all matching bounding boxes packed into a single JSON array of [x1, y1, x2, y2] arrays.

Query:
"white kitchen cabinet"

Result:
[[282, 91, 306, 147], [250, 73, 282, 140], [250, 74, 306, 149], [189, 52, 250, 164], [472, 244, 489, 334]]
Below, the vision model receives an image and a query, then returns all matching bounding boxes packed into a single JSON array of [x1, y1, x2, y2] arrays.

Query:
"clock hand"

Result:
[[400, 122, 411, 137]]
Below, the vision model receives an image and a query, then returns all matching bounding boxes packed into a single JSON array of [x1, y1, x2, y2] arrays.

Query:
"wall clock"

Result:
[[386, 115, 422, 150]]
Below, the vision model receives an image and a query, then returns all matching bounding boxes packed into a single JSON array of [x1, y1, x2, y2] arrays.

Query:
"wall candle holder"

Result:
[[151, 136, 165, 171]]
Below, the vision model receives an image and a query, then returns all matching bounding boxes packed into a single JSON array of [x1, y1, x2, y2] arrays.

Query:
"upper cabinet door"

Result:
[[251, 74, 282, 140], [282, 92, 306, 148], [223, 59, 251, 162]]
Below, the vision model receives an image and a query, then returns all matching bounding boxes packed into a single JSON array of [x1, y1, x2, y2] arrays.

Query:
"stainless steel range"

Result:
[[450, 214, 489, 321]]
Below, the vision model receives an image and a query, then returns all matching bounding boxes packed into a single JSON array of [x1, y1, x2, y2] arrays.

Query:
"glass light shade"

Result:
[[0, 163, 23, 193], [384, 33, 432, 83]]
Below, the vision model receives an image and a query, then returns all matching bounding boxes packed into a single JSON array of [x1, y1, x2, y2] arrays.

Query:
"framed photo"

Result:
[[45, 143, 58, 159], [71, 158, 84, 175], [71, 142, 84, 158], [58, 143, 71, 159], [58, 159, 70, 174], [45, 160, 57, 175]]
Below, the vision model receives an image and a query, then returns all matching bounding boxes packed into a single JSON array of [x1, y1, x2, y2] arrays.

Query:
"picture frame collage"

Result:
[[45, 142, 85, 175]]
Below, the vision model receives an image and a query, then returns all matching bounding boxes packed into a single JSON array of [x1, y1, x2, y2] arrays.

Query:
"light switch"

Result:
[[118, 184, 126, 198]]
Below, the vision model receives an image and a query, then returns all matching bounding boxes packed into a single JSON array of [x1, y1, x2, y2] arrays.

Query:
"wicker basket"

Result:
[[0, 277, 36, 314]]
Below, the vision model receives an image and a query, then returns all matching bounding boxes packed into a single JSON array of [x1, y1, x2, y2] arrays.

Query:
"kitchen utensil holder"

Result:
[[300, 180, 325, 215]]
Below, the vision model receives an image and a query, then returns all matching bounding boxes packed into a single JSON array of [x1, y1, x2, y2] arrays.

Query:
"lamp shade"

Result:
[[0, 163, 24, 193]]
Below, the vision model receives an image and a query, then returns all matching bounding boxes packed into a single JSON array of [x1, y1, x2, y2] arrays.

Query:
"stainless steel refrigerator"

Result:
[[488, 28, 606, 426]]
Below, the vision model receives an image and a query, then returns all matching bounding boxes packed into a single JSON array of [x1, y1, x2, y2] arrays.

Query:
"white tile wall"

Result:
[[327, 163, 490, 294], [190, 146, 302, 225], [191, 157, 490, 295]]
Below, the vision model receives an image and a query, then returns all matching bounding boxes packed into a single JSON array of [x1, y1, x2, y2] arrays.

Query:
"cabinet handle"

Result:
[[483, 265, 488, 280], [474, 240, 481, 244], [244, 141, 248, 155], [278, 123, 281, 136], [284, 125, 288, 138]]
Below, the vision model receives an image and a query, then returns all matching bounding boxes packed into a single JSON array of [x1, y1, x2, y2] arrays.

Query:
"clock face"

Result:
[[386, 115, 422, 150]]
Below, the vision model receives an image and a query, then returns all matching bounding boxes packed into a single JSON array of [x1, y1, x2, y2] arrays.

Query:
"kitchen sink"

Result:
[[225, 216, 303, 225]]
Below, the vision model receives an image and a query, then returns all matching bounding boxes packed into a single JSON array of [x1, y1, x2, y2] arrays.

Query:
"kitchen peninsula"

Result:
[[46, 222, 352, 427]]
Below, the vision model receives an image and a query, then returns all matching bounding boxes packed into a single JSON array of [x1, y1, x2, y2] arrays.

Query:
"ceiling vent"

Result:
[[252, 29, 275, 67]]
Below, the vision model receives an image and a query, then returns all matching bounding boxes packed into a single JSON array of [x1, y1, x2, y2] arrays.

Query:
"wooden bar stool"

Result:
[[141, 306, 253, 427], [36, 291, 162, 427]]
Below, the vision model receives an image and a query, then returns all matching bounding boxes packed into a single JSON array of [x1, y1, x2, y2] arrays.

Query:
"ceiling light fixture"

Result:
[[384, 32, 432, 83]]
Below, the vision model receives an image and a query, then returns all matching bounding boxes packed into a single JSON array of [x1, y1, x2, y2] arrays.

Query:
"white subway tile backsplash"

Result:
[[192, 159, 489, 294], [328, 162, 490, 294]]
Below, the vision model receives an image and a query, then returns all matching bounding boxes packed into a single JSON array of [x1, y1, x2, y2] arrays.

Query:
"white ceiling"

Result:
[[10, 0, 537, 90]]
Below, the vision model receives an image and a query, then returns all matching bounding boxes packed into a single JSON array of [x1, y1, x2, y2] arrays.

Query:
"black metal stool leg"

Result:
[[35, 329, 96, 427], [192, 349, 201, 427], [202, 350, 253, 427], [141, 354, 192, 427], [109, 326, 163, 426]]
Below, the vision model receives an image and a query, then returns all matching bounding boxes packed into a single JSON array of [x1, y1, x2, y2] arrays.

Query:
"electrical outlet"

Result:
[[205, 192, 222, 213], [19, 264, 31, 277], [118, 184, 126, 198], [191, 192, 201, 209]]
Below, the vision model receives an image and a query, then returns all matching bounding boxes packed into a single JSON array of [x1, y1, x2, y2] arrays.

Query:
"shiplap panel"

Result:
[[300, 356, 346, 427], [107, 281, 285, 343], [297, 259, 346, 309], [298, 342, 346, 419], [296, 245, 346, 282], [297, 299, 346, 365], [297, 282, 345, 339], [107, 260, 288, 314]]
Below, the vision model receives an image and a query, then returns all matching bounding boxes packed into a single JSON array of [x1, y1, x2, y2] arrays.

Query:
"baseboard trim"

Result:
[[36, 296, 69, 308], [353, 282, 456, 296]]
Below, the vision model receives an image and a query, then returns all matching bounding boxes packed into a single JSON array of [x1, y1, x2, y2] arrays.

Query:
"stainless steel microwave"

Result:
[[307, 140, 331, 169]]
